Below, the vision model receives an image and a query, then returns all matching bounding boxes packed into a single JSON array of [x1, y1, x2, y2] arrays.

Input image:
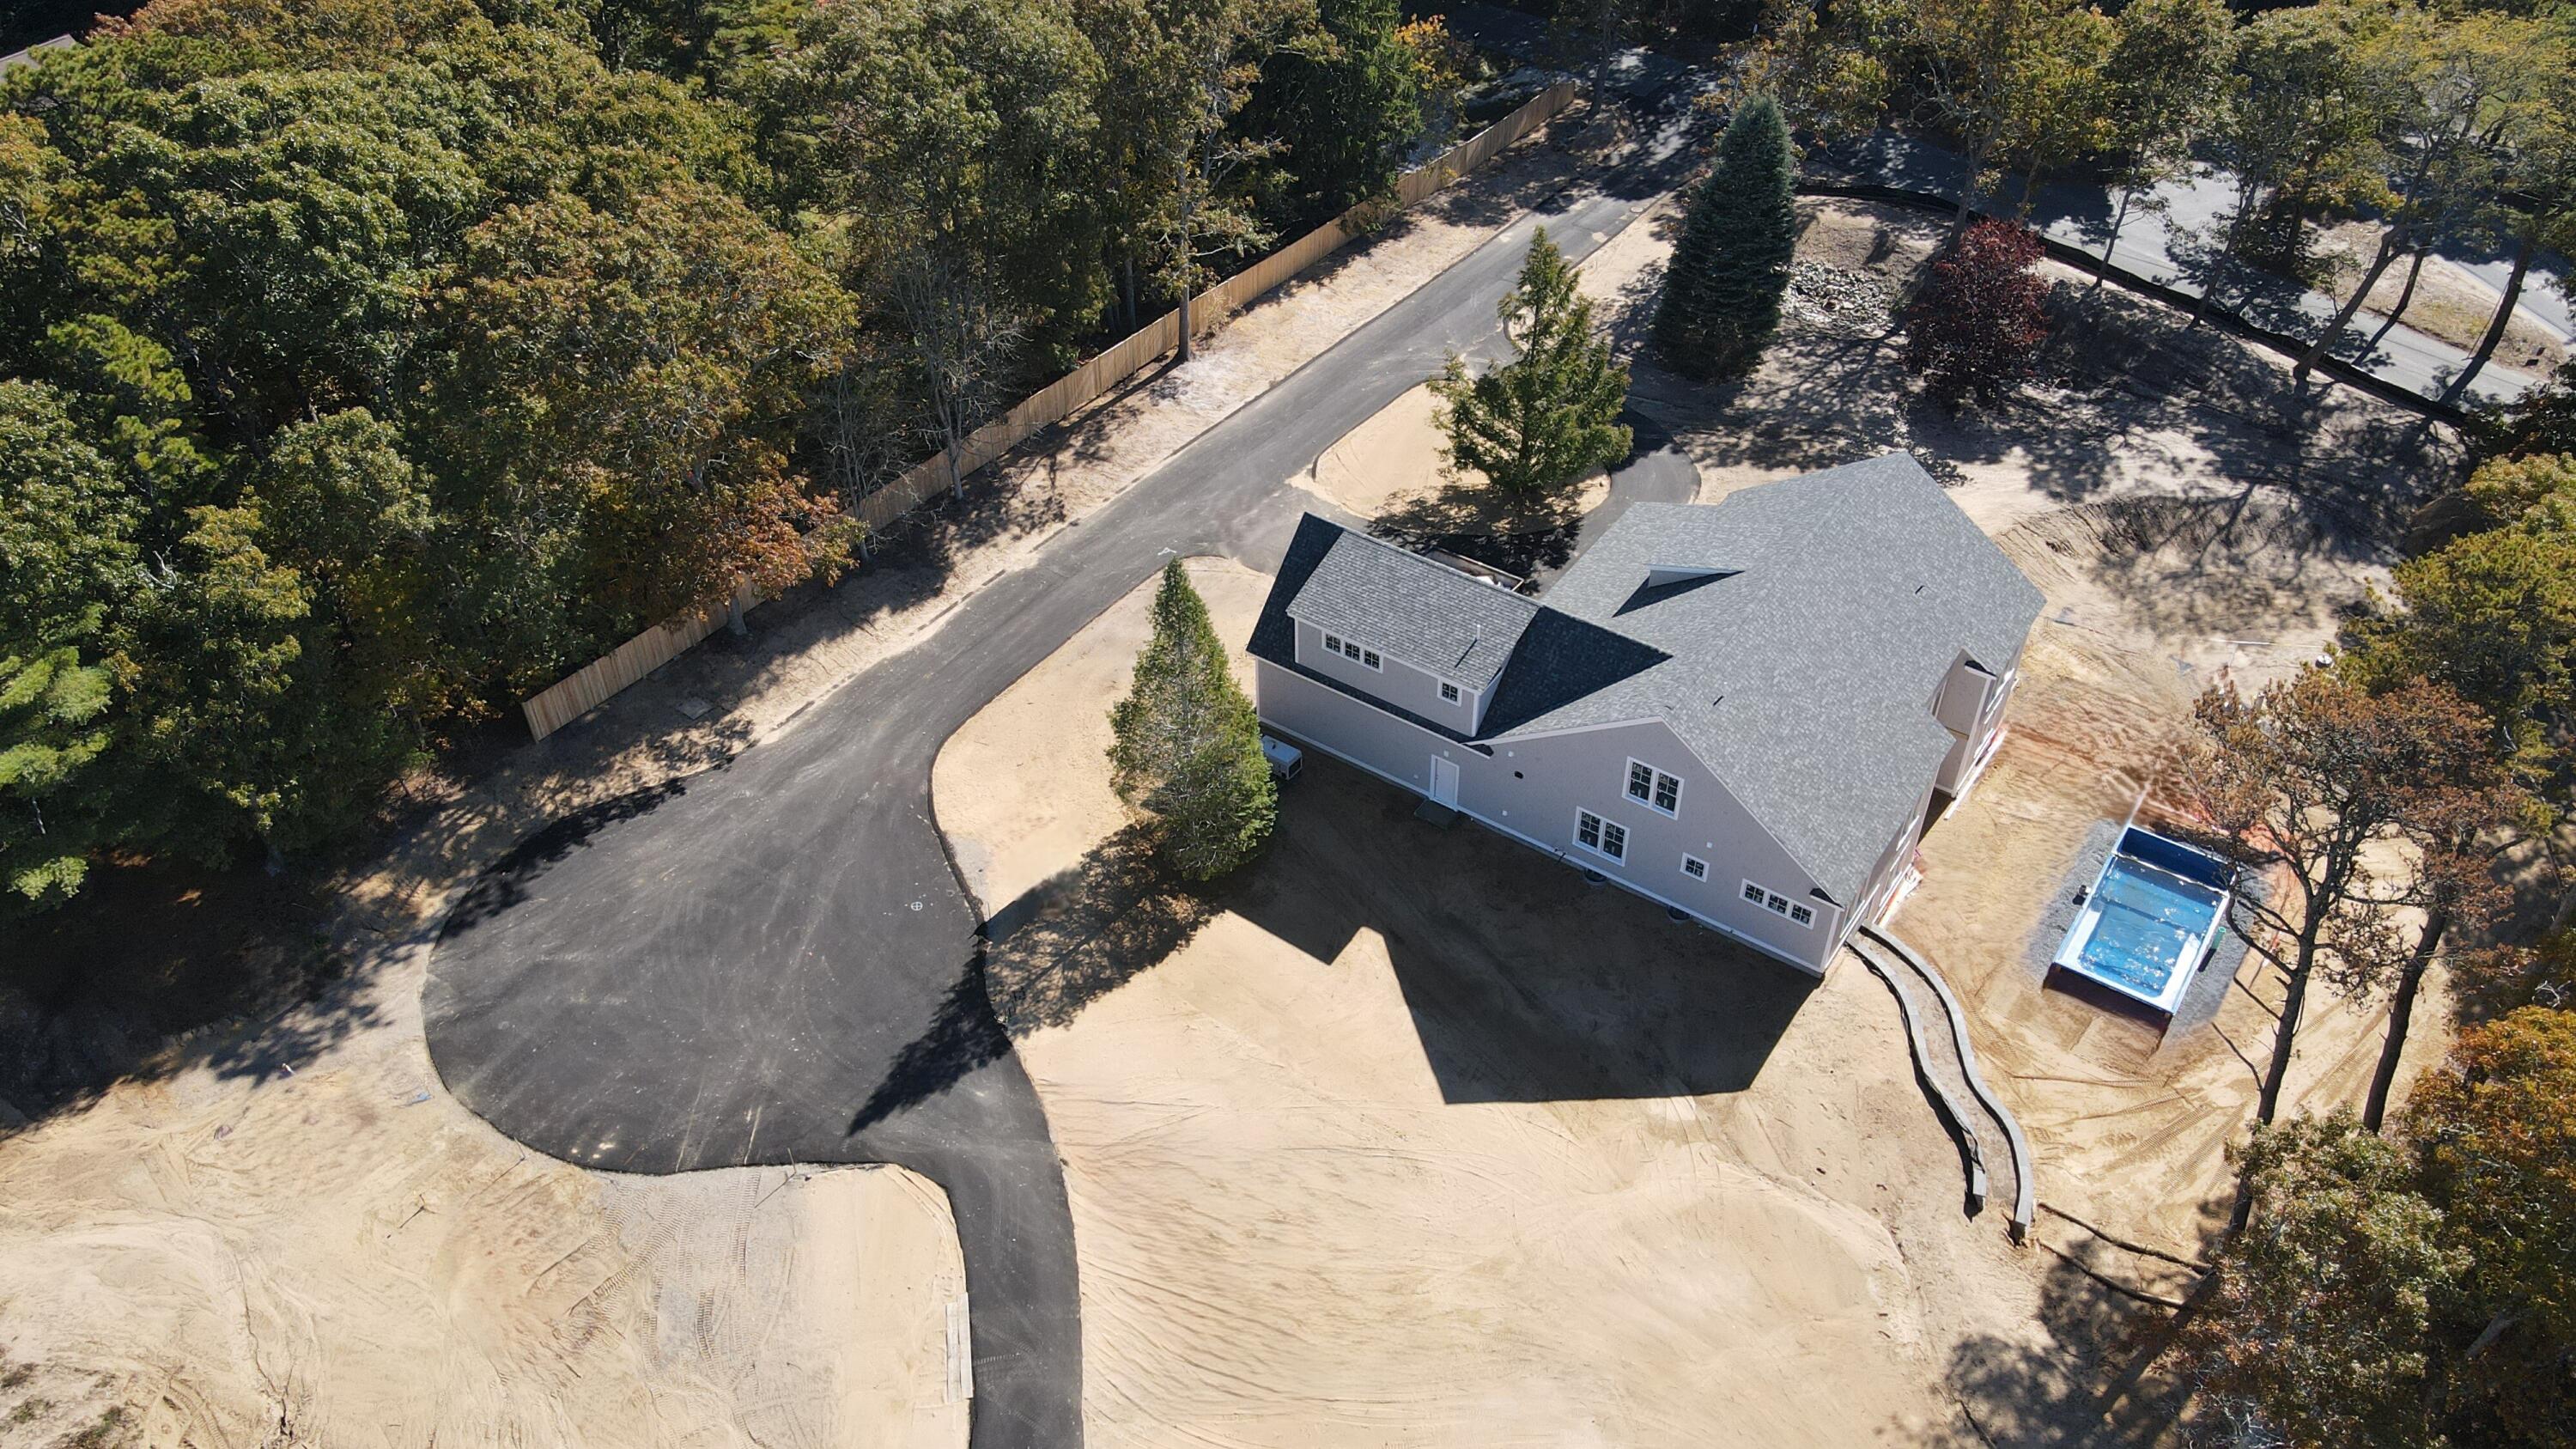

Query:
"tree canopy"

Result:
[[1108, 561, 1275, 880], [1432, 228, 1633, 519], [1652, 93, 1797, 380], [0, 0, 1450, 909]]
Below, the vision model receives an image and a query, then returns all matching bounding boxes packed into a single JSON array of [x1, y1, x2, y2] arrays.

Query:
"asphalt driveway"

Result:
[[423, 110, 1694, 1449]]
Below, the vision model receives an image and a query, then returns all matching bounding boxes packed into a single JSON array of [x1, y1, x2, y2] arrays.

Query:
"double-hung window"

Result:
[[1625, 759, 1682, 816], [1574, 808, 1627, 863]]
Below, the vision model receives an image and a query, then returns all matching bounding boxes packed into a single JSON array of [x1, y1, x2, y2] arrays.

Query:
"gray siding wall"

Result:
[[1933, 653, 2024, 794], [1290, 617, 1482, 734], [1844, 781, 1933, 947], [1257, 660, 1838, 972]]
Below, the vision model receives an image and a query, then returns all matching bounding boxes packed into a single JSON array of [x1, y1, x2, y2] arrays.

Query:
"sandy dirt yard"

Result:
[[937, 562, 2054, 1448], [1309, 382, 1608, 532], [0, 959, 967, 1449], [928, 193, 2475, 1445]]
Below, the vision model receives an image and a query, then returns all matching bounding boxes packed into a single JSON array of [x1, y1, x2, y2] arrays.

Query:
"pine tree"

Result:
[[1109, 562, 1277, 880], [1431, 228, 1632, 521], [1653, 94, 1798, 379]]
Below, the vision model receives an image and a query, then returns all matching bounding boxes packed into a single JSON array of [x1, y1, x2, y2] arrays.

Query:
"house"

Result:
[[1247, 452, 2045, 976]]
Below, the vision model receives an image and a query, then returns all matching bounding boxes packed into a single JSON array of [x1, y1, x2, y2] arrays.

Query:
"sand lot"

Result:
[[937, 562, 2054, 1448], [933, 189, 2474, 1438], [0, 953, 966, 1448], [1309, 382, 1608, 533]]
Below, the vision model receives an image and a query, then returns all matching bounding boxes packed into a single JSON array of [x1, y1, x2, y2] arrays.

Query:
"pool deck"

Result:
[[2023, 819, 2247, 1039]]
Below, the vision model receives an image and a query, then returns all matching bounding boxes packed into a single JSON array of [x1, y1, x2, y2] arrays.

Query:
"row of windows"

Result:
[[1742, 880, 1817, 928], [1576, 812, 1817, 929], [1320, 632, 1382, 671], [1319, 630, 1471, 707]]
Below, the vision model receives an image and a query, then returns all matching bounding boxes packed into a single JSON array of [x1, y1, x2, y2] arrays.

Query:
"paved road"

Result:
[[424, 112, 1697, 1449]]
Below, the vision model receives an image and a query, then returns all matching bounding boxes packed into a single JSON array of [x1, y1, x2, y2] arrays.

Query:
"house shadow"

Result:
[[861, 757, 1819, 1122], [1215, 761, 1818, 1104]]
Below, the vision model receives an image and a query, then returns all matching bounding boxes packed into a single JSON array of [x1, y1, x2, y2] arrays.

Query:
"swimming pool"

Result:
[[2050, 828, 2233, 1016]]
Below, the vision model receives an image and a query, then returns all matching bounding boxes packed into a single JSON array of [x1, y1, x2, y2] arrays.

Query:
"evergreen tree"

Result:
[[1109, 562, 1276, 881], [1431, 228, 1632, 521], [1653, 94, 1797, 379]]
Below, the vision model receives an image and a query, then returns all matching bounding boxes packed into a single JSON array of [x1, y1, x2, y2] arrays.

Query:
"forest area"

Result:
[[0, 0, 1496, 911]]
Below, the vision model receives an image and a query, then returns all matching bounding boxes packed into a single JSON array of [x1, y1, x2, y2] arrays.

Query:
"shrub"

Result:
[[1901, 219, 2050, 407]]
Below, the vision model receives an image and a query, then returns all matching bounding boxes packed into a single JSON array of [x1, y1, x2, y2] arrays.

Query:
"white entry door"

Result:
[[1428, 755, 1460, 807]]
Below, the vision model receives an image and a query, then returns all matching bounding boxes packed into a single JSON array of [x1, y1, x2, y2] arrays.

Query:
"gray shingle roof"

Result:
[[1260, 453, 2044, 905], [1285, 528, 1540, 686], [1519, 454, 2044, 903]]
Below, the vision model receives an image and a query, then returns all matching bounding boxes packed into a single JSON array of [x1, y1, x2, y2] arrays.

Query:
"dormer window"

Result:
[[1625, 758, 1681, 816], [1319, 631, 1380, 670]]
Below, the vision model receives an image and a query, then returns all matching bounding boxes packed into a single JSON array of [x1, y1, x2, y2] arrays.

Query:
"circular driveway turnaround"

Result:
[[424, 116, 1692, 1449]]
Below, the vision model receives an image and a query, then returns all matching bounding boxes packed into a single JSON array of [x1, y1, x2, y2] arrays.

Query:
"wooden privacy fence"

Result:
[[854, 79, 1577, 532], [523, 79, 1578, 740], [522, 579, 759, 740]]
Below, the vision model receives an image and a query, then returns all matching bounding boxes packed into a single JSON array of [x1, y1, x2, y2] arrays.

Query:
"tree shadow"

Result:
[[0, 851, 379, 1126], [1935, 1232, 2223, 1447], [849, 825, 1215, 1133], [435, 770, 711, 940]]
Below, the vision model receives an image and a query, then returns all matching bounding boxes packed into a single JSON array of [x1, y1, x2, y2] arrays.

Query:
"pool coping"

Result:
[[2026, 821, 2250, 1035]]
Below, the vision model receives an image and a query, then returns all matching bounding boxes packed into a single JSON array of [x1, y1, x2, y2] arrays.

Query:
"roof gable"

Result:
[[1284, 527, 1540, 685]]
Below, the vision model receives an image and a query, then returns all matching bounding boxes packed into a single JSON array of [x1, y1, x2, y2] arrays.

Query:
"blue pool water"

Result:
[[2076, 858, 2225, 999], [2053, 827, 2234, 1014]]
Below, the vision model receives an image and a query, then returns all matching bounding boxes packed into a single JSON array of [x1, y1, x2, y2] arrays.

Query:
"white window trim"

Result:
[[1680, 854, 1709, 881], [1438, 679, 1461, 704], [1624, 757, 1683, 818], [1572, 807, 1628, 865], [1741, 878, 1816, 929], [1321, 631, 1345, 655]]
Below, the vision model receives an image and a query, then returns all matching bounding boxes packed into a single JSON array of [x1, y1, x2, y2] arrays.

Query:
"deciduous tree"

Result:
[[2093, 0, 2233, 277], [2408, 1008, 2576, 1443], [1245, 0, 1424, 225], [2189, 1111, 2463, 1449], [2177, 673, 2500, 1180], [1900, 217, 2049, 406], [1759, 0, 2118, 240]]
